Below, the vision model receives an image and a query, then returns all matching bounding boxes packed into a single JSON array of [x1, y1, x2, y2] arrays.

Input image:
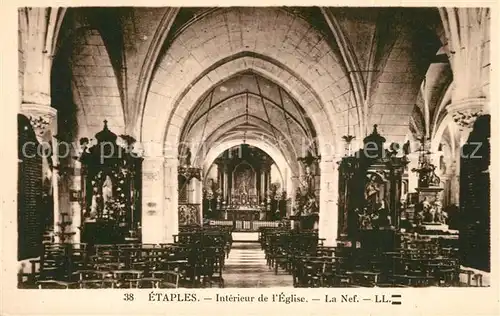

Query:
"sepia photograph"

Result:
[[14, 5, 491, 293]]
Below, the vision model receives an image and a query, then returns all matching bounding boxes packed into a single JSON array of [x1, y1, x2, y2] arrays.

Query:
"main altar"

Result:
[[202, 144, 288, 230]]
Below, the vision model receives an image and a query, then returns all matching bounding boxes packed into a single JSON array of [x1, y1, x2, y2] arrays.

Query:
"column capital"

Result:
[[448, 97, 489, 130], [20, 103, 57, 141]]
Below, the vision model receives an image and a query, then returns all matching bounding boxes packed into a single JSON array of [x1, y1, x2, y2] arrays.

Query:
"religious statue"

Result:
[[240, 181, 248, 195], [417, 198, 431, 223], [41, 145, 54, 230], [304, 193, 318, 215], [185, 148, 192, 166], [413, 158, 441, 188], [364, 174, 382, 212], [304, 166, 314, 191], [274, 190, 283, 200], [234, 168, 252, 198], [416, 197, 447, 225], [295, 184, 318, 216], [427, 201, 436, 223], [205, 188, 214, 200], [358, 212, 371, 229], [433, 201, 448, 224], [102, 175, 114, 216], [355, 207, 373, 230], [89, 194, 98, 219], [355, 199, 391, 230]]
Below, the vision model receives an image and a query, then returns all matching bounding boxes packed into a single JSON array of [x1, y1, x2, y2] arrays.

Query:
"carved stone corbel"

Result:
[[447, 97, 488, 130], [20, 103, 57, 142]]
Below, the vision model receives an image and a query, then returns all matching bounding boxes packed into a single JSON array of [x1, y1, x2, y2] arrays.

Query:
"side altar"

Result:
[[337, 125, 408, 251], [77, 121, 143, 244]]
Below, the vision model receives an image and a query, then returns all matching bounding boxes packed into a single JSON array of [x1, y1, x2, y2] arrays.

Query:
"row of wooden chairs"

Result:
[[36, 269, 181, 289], [19, 225, 233, 289], [260, 228, 473, 288]]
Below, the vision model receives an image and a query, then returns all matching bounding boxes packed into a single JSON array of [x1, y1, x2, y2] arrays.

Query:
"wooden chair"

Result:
[[133, 277, 163, 288], [37, 280, 79, 289], [112, 270, 143, 288], [473, 273, 483, 287], [461, 269, 475, 286], [153, 270, 180, 288]]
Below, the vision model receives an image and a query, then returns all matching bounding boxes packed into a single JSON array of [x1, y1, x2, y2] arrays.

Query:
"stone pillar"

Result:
[[141, 156, 165, 244], [264, 164, 271, 193], [439, 8, 490, 101], [70, 159, 83, 244], [19, 8, 54, 109], [449, 161, 460, 206], [223, 165, 229, 202], [187, 179, 195, 203], [260, 170, 266, 202], [447, 97, 489, 205], [19, 103, 59, 238], [192, 178, 203, 224], [164, 157, 179, 242], [318, 155, 339, 247], [440, 6, 490, 210], [440, 173, 451, 208]]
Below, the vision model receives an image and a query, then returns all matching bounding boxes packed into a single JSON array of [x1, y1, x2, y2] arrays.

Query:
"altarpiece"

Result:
[[337, 125, 408, 250], [78, 121, 143, 244]]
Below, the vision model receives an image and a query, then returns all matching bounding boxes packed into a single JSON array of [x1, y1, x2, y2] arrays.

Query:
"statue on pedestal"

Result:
[[416, 197, 448, 225], [364, 174, 382, 212], [102, 175, 113, 216], [433, 201, 448, 224]]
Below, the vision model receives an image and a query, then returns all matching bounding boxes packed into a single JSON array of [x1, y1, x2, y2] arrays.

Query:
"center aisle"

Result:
[[223, 242, 294, 288]]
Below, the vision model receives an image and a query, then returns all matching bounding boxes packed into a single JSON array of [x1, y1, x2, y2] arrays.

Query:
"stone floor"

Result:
[[223, 242, 294, 288]]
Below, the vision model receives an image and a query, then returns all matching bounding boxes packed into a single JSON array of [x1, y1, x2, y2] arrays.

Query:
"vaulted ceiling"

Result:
[[37, 6, 489, 167], [181, 71, 317, 169]]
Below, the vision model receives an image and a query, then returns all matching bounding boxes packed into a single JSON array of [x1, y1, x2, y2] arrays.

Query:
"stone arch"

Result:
[[145, 54, 341, 157], [184, 92, 311, 146], [189, 107, 300, 167], [202, 138, 292, 193], [141, 6, 361, 154], [432, 112, 456, 156], [193, 121, 298, 174], [141, 7, 349, 245]]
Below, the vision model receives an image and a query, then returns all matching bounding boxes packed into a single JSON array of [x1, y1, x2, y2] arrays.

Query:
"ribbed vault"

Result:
[[181, 72, 313, 178]]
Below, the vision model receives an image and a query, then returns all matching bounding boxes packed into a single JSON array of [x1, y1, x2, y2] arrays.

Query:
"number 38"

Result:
[[124, 293, 135, 301]]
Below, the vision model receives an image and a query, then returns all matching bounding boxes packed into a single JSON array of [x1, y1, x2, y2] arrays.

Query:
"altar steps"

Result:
[[232, 232, 259, 242]]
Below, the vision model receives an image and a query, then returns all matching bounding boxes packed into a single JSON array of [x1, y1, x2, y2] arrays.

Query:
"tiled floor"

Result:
[[223, 242, 294, 288]]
